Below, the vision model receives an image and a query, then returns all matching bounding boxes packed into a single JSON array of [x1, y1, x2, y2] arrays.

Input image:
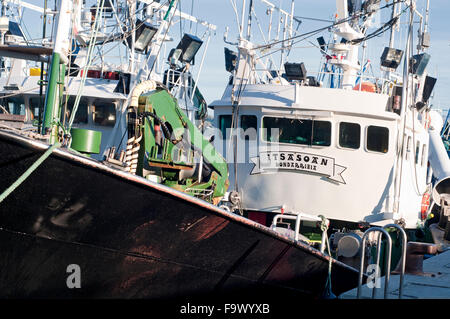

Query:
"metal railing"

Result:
[[357, 224, 407, 299], [270, 212, 328, 252]]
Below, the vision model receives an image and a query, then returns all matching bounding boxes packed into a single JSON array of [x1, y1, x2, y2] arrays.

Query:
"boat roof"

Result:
[[0, 76, 127, 100], [210, 84, 399, 120]]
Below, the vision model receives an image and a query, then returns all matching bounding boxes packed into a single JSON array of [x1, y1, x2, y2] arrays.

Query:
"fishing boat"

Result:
[[212, 0, 450, 268], [0, 0, 361, 299]]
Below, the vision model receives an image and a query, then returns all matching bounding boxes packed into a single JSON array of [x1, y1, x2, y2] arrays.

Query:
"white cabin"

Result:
[[212, 83, 430, 229]]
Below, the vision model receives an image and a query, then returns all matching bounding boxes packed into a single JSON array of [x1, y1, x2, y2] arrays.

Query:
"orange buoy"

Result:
[[421, 192, 430, 220], [353, 82, 377, 93]]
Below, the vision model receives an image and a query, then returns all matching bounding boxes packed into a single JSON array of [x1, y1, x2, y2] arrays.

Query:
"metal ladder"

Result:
[[357, 224, 407, 299]]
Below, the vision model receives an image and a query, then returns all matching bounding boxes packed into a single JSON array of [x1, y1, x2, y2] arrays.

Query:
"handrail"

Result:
[[357, 227, 392, 299], [270, 212, 328, 252], [357, 224, 407, 299], [383, 223, 407, 299]]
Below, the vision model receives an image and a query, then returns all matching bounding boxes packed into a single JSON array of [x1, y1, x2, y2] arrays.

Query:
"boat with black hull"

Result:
[[0, 129, 360, 298], [0, 0, 362, 299]]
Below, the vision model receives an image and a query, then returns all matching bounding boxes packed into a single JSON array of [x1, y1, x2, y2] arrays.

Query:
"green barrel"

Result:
[[70, 128, 102, 154]]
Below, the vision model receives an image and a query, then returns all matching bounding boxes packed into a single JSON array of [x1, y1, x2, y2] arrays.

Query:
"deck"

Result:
[[339, 249, 450, 299]]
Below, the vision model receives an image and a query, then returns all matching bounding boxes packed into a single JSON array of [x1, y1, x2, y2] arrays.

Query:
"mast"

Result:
[[393, 2, 414, 215], [0, 0, 6, 45], [388, 0, 400, 48], [246, 0, 254, 41], [41, 0, 72, 142], [38, 0, 48, 133]]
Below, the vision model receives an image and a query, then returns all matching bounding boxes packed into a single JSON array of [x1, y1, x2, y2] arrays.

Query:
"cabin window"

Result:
[[0, 97, 25, 115], [63, 96, 89, 124], [29, 97, 44, 117], [93, 100, 116, 127], [367, 126, 389, 153], [421, 144, 427, 167], [415, 141, 420, 164], [263, 117, 331, 146], [240, 115, 257, 140], [405, 136, 411, 160], [219, 114, 232, 139], [339, 122, 360, 149]]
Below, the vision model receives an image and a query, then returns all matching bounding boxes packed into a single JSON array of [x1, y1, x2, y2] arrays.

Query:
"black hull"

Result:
[[0, 130, 361, 299]]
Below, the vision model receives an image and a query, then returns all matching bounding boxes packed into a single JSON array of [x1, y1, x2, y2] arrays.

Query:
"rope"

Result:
[[319, 215, 336, 299], [124, 135, 142, 174], [0, 142, 60, 204]]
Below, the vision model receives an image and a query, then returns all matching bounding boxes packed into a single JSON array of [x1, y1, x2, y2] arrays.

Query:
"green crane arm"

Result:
[[132, 87, 229, 205]]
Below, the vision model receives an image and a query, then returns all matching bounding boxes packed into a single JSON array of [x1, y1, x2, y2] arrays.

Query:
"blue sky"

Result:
[[19, 0, 450, 111]]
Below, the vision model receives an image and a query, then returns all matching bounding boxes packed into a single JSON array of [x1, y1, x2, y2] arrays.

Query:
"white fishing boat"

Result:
[[212, 0, 450, 254]]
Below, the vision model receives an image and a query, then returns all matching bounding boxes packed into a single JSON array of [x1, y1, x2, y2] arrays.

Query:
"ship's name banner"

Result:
[[250, 151, 347, 184]]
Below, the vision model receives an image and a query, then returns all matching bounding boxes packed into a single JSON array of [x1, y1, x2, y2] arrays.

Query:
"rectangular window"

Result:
[[240, 115, 257, 140], [93, 100, 116, 127], [219, 114, 232, 139], [263, 117, 331, 146], [63, 96, 89, 124], [415, 141, 420, 164], [1, 97, 25, 115], [405, 136, 411, 160], [367, 126, 389, 153], [421, 144, 427, 167], [29, 97, 44, 117], [339, 122, 360, 149]]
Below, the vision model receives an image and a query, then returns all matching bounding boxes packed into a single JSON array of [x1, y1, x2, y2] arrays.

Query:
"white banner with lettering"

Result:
[[250, 151, 347, 184]]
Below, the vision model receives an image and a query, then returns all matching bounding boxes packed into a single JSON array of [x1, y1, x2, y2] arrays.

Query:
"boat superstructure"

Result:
[[212, 0, 444, 234], [0, 0, 213, 161]]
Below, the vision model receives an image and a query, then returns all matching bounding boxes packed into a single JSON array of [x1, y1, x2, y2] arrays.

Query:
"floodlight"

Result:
[[175, 34, 203, 64], [126, 20, 158, 53], [224, 48, 238, 73], [380, 47, 403, 70], [410, 53, 431, 76], [284, 62, 307, 81], [422, 76, 437, 103]]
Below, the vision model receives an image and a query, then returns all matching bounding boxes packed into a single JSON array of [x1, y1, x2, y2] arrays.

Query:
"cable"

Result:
[[253, 0, 405, 52]]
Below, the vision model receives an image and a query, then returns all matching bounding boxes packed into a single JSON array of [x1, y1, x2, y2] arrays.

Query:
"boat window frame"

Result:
[[421, 144, 427, 167], [365, 125, 390, 154], [218, 113, 233, 140], [415, 140, 420, 165], [261, 115, 332, 148], [405, 135, 412, 160], [61, 95, 90, 124], [0, 95, 26, 116], [239, 114, 258, 141], [92, 98, 117, 127], [337, 121, 361, 150]]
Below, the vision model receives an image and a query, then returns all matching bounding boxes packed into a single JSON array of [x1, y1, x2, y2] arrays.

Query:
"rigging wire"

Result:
[[67, 0, 106, 132], [253, 0, 405, 52]]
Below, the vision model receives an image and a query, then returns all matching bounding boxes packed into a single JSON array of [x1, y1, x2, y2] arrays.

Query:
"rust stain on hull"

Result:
[[190, 216, 230, 241]]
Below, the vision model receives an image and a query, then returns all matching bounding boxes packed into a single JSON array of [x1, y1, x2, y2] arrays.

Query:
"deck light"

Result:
[[175, 33, 203, 64], [380, 47, 403, 70], [422, 76, 437, 103], [410, 53, 431, 76], [224, 48, 238, 73], [126, 20, 158, 53], [284, 62, 307, 81]]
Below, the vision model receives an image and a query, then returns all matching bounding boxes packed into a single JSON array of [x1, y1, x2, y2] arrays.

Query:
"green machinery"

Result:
[[128, 87, 229, 205]]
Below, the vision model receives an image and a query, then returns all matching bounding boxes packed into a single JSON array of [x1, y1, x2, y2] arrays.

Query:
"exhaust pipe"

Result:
[[428, 110, 450, 205]]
